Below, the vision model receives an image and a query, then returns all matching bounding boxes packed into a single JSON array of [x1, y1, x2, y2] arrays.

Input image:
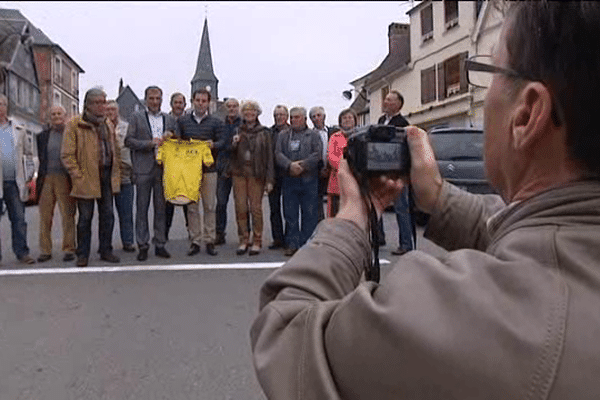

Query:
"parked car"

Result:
[[413, 127, 495, 225]]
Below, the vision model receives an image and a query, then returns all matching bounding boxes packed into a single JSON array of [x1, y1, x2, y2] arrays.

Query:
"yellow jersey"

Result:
[[156, 139, 214, 204]]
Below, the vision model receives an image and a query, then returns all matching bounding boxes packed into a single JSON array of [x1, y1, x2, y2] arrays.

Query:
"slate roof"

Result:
[[0, 8, 84, 72], [192, 18, 218, 84], [0, 18, 25, 67]]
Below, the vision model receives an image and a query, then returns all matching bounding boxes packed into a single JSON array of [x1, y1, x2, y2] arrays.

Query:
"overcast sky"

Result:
[[4, 1, 413, 125]]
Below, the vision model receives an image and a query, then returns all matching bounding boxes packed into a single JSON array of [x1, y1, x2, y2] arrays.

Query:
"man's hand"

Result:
[[152, 137, 163, 147], [265, 183, 274, 194], [206, 139, 214, 149], [406, 126, 443, 214], [289, 161, 304, 177]]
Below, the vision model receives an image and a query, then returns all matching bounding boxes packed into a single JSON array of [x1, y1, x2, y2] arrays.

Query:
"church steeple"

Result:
[[191, 17, 219, 101]]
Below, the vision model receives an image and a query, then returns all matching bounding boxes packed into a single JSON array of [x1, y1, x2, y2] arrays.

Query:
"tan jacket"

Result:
[[61, 115, 121, 199], [251, 180, 600, 399]]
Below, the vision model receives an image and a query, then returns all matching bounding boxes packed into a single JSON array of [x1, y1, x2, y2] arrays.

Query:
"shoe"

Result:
[[188, 244, 201, 256], [18, 255, 35, 265], [206, 243, 218, 256], [123, 244, 136, 253], [236, 244, 248, 255], [268, 241, 285, 250], [284, 248, 297, 257], [100, 252, 120, 263], [391, 247, 410, 256], [76, 257, 88, 267], [37, 254, 52, 262], [63, 253, 75, 262], [214, 233, 226, 246], [155, 247, 171, 258], [137, 248, 149, 261], [249, 245, 261, 256]]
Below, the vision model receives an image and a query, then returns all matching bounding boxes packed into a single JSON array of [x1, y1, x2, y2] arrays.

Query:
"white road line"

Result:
[[0, 260, 391, 276]]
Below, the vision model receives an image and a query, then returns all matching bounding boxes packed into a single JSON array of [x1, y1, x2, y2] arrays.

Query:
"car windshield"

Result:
[[430, 133, 484, 161]]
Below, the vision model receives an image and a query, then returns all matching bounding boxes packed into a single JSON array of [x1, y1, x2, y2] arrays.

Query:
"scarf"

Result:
[[83, 111, 112, 168]]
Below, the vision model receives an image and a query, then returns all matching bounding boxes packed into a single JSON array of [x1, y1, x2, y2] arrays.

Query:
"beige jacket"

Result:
[[61, 115, 121, 199], [0, 119, 34, 202], [251, 180, 600, 399]]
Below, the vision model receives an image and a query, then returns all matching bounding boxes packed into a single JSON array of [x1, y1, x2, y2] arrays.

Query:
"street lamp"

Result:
[[342, 88, 368, 101]]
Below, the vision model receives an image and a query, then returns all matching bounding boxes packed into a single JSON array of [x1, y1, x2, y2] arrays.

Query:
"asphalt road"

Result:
[[0, 195, 447, 399]]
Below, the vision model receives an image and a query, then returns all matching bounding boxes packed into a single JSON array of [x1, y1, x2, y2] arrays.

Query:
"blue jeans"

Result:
[[268, 177, 284, 244], [394, 187, 414, 251], [76, 167, 115, 258], [216, 175, 232, 236], [114, 182, 134, 246], [2, 180, 29, 259], [282, 176, 318, 250]]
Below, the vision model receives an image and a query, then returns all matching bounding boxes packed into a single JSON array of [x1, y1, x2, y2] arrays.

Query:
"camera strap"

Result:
[[367, 199, 381, 283]]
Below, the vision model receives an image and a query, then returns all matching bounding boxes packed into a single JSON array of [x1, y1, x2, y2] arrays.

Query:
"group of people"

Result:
[[0, 83, 414, 267]]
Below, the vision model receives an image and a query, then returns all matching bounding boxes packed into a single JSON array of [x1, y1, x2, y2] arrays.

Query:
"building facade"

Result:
[[350, 0, 504, 131], [0, 9, 84, 125]]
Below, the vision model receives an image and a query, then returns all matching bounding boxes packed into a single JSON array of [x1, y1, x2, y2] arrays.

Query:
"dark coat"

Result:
[[378, 113, 409, 127], [36, 126, 70, 202]]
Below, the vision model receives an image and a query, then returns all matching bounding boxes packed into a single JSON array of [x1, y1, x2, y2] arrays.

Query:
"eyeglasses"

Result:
[[464, 55, 537, 88], [465, 55, 564, 126]]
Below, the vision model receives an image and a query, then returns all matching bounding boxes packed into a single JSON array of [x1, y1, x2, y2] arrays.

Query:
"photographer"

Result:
[[250, 2, 600, 399]]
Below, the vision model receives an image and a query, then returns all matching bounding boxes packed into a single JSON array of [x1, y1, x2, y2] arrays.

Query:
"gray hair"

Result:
[[290, 107, 307, 118], [241, 100, 262, 116], [225, 97, 239, 107], [106, 100, 118, 109], [273, 105, 288, 116], [83, 87, 107, 109], [309, 106, 325, 119]]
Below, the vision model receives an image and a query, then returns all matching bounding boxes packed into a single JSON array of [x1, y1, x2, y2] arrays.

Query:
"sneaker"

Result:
[[249, 244, 261, 256], [37, 254, 52, 262], [236, 244, 248, 255], [18, 255, 35, 265]]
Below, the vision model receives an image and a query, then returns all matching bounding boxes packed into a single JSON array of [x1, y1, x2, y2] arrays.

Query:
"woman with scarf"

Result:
[[230, 100, 274, 256], [327, 108, 358, 218]]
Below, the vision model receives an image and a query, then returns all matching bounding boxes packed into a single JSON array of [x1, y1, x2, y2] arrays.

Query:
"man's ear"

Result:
[[511, 82, 553, 150]]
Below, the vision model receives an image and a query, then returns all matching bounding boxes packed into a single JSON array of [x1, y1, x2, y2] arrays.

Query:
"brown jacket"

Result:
[[251, 180, 600, 399], [61, 115, 121, 199], [229, 122, 274, 185]]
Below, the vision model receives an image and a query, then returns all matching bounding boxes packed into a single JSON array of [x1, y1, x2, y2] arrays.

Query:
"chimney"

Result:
[[388, 23, 410, 61]]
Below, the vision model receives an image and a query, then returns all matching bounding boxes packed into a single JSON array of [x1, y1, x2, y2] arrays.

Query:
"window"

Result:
[[54, 90, 61, 106], [421, 4, 433, 42], [72, 71, 78, 94], [438, 52, 468, 100], [72, 102, 78, 117], [445, 0, 459, 29], [381, 86, 390, 105], [54, 57, 61, 83], [421, 66, 436, 104], [63, 64, 72, 92], [476, 0, 484, 18]]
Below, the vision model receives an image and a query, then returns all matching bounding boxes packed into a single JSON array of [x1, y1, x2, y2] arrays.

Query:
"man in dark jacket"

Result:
[[175, 88, 226, 256], [377, 90, 414, 255], [215, 97, 242, 246], [36, 105, 76, 263], [125, 86, 177, 262], [267, 105, 290, 250]]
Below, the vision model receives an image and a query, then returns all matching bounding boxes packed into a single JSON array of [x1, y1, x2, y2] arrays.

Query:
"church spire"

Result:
[[191, 17, 219, 101]]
